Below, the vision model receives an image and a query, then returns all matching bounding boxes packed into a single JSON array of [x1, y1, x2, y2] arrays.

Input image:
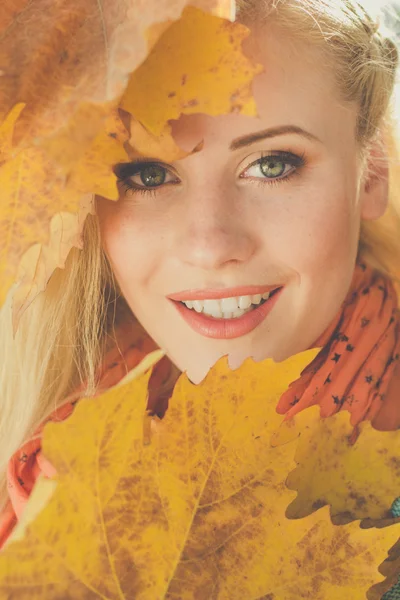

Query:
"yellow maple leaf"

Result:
[[128, 116, 204, 162], [122, 6, 263, 160], [0, 111, 129, 328], [271, 405, 400, 525], [0, 349, 399, 599], [41, 108, 130, 200]]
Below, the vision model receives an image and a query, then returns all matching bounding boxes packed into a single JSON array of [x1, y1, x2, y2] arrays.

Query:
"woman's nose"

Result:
[[174, 185, 258, 270]]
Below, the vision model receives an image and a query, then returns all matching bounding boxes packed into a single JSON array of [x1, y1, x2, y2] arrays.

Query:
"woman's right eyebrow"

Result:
[[229, 125, 323, 151]]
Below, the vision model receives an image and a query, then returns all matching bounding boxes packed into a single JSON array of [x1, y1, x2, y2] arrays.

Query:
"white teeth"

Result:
[[181, 291, 274, 319], [220, 297, 239, 313], [238, 296, 252, 310], [203, 299, 222, 318], [192, 300, 203, 313]]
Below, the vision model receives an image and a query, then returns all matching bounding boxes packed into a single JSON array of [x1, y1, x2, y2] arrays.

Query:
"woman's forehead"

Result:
[[169, 29, 356, 154], [170, 113, 322, 155]]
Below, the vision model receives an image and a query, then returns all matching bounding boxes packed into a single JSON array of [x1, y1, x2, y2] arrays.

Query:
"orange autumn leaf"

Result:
[[0, 103, 25, 164], [0, 1, 32, 37], [271, 405, 400, 523], [0, 349, 399, 599]]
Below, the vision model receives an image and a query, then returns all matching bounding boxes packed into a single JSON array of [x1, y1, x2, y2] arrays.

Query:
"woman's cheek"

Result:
[[271, 187, 355, 269]]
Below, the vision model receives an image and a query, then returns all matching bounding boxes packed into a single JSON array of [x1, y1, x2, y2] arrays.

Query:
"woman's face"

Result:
[[97, 25, 386, 384]]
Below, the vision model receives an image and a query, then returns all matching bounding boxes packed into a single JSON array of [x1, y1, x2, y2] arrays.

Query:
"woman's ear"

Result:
[[359, 134, 389, 220]]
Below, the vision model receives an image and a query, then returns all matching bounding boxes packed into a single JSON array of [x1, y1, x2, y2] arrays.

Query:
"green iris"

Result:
[[140, 165, 166, 187], [260, 158, 286, 179]]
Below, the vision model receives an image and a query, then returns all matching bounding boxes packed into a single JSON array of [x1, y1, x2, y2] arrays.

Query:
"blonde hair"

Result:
[[1, 0, 400, 512]]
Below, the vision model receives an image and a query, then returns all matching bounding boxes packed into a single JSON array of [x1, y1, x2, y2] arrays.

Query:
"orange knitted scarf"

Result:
[[276, 260, 400, 438]]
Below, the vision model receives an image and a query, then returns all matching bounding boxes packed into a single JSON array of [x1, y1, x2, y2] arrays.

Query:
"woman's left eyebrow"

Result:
[[229, 125, 322, 151]]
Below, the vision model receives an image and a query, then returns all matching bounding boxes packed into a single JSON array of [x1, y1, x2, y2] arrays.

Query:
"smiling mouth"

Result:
[[178, 287, 281, 320], [170, 286, 284, 340]]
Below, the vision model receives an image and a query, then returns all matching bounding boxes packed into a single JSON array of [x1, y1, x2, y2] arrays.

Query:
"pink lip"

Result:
[[167, 284, 282, 301], [169, 287, 284, 339]]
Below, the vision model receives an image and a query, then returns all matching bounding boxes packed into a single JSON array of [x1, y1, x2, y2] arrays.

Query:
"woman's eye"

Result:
[[241, 152, 304, 182], [135, 165, 168, 187], [259, 158, 287, 178], [116, 162, 178, 194]]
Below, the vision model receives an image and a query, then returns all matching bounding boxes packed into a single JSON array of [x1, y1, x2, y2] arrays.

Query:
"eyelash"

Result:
[[115, 151, 307, 198]]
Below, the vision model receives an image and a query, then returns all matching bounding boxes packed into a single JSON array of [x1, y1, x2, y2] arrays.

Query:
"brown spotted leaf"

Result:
[[271, 406, 400, 524], [0, 350, 399, 599]]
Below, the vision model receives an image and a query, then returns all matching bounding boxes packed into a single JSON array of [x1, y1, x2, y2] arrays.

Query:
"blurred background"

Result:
[[384, 1, 400, 42], [382, 1, 400, 125]]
